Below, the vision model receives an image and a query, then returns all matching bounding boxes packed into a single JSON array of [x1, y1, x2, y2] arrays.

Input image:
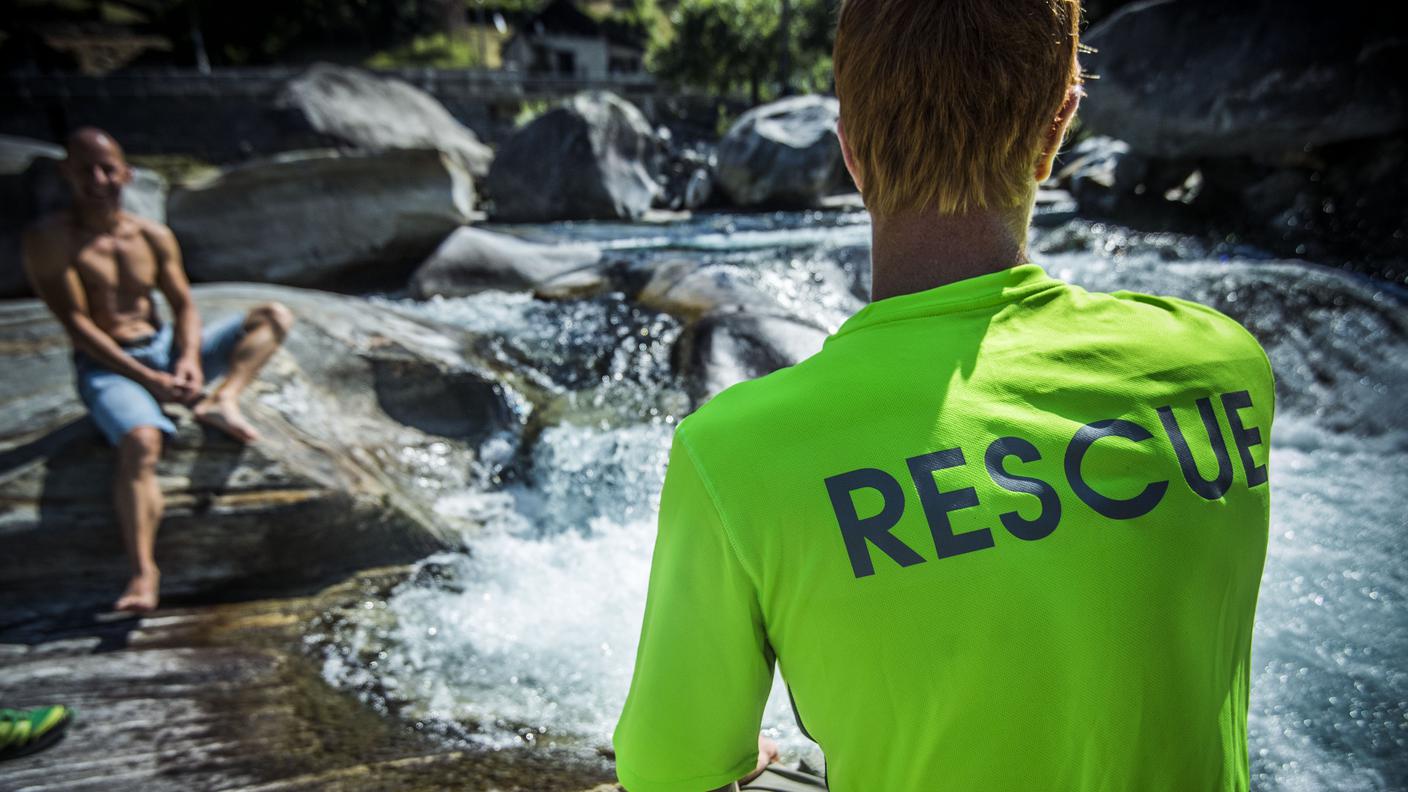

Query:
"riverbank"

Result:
[[0, 567, 620, 791]]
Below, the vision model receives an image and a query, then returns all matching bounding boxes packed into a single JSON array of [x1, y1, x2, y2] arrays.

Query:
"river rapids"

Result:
[[313, 210, 1407, 791]]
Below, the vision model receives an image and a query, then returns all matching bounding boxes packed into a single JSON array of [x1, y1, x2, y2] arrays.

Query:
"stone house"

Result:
[[500, 0, 647, 80]]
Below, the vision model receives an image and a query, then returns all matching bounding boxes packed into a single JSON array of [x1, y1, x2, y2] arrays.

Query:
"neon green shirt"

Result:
[[614, 262, 1275, 792]]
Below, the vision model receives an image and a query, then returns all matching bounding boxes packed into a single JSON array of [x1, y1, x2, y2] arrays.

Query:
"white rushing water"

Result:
[[321, 213, 1407, 790]]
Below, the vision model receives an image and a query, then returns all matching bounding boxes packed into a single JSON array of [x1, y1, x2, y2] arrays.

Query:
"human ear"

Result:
[[837, 117, 864, 194], [1034, 81, 1083, 183]]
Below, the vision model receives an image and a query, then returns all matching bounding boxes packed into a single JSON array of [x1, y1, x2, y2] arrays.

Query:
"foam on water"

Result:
[[321, 215, 1407, 789]]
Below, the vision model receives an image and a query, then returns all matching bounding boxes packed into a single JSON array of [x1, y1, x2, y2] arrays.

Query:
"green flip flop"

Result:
[[0, 705, 73, 761]]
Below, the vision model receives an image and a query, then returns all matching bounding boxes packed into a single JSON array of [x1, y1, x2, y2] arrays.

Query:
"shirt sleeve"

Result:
[[613, 425, 776, 792]]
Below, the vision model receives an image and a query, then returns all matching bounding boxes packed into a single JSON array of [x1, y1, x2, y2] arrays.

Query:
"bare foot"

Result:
[[193, 396, 260, 443], [114, 569, 160, 613]]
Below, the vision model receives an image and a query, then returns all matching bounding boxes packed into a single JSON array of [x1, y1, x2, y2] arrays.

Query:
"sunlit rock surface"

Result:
[[410, 226, 606, 300], [169, 149, 473, 290], [276, 62, 495, 180], [0, 568, 619, 791], [0, 284, 528, 625]]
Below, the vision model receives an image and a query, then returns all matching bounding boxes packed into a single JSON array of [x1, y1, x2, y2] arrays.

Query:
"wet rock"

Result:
[[1, 135, 167, 298], [486, 91, 660, 222], [636, 255, 861, 324], [636, 259, 784, 320], [1031, 188, 1079, 228], [409, 226, 606, 299], [679, 312, 830, 406], [1057, 136, 1147, 215], [276, 62, 495, 180], [0, 568, 619, 791], [167, 149, 472, 290], [684, 167, 712, 210], [714, 95, 854, 209], [0, 284, 528, 624], [1208, 137, 1408, 279], [643, 255, 866, 405], [1082, 1, 1407, 159]]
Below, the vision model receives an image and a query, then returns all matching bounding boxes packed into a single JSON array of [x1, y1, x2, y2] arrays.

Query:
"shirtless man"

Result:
[[21, 127, 295, 613]]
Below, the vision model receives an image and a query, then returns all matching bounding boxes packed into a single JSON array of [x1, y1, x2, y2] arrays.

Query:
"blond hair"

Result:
[[834, 0, 1081, 215]]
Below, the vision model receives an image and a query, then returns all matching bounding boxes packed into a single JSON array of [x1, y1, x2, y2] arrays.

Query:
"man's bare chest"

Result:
[[74, 230, 158, 295]]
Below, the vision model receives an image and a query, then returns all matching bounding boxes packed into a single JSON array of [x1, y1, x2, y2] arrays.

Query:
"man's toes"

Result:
[[114, 593, 157, 613], [227, 413, 260, 442], [193, 405, 260, 443]]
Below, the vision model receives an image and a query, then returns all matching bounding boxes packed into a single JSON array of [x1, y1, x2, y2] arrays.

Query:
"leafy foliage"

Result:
[[647, 0, 838, 102], [367, 28, 506, 69]]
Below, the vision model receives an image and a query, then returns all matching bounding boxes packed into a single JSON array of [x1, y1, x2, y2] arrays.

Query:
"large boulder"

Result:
[[485, 91, 661, 222], [1082, 0, 1407, 159], [1, 135, 167, 299], [0, 284, 530, 625], [168, 149, 472, 290], [409, 226, 606, 299], [0, 134, 62, 173], [275, 63, 495, 180], [714, 95, 853, 209]]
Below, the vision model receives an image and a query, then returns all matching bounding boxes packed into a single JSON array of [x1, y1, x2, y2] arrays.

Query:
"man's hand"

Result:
[[170, 354, 205, 404], [141, 369, 192, 404], [738, 734, 781, 786]]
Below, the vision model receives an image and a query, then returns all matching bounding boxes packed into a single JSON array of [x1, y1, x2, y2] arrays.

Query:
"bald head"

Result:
[[62, 127, 131, 209], [65, 126, 126, 162]]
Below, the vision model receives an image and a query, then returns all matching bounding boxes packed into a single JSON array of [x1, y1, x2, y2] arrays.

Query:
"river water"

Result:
[[316, 210, 1407, 791]]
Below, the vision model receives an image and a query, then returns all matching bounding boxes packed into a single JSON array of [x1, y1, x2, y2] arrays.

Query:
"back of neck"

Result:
[[867, 207, 1027, 303]]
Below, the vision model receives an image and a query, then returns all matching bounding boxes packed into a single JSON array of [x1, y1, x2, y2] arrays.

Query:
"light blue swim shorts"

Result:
[[73, 313, 249, 446]]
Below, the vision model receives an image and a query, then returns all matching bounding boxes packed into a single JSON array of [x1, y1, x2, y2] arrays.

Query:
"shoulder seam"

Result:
[[1229, 318, 1277, 421], [674, 424, 766, 596], [1117, 291, 1277, 418], [1174, 297, 1278, 420]]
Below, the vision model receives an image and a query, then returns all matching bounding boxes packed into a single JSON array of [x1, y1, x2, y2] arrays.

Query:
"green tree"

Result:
[[648, 0, 837, 104]]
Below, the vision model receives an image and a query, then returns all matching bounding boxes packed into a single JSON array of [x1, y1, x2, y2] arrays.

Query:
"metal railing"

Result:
[[0, 65, 660, 101]]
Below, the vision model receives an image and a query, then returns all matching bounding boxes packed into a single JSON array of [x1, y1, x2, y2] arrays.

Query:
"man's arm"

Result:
[[613, 426, 777, 792], [148, 219, 204, 394], [21, 224, 159, 386]]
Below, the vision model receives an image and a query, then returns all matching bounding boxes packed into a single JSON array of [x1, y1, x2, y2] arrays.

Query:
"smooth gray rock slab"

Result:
[[276, 63, 495, 179], [0, 284, 528, 624], [409, 226, 605, 299], [167, 149, 472, 289]]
